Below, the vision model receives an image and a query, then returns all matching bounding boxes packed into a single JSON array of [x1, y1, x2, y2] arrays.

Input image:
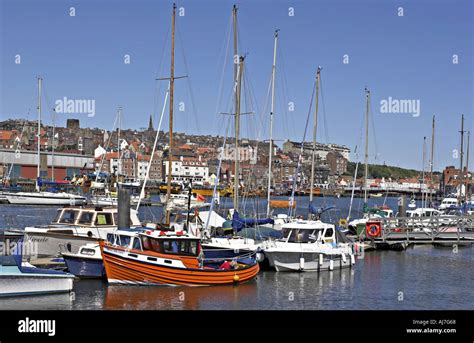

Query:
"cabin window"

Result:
[[142, 236, 152, 250], [287, 229, 310, 243], [59, 210, 78, 224], [96, 213, 113, 226], [106, 233, 115, 244], [80, 248, 96, 256], [78, 212, 95, 225], [132, 237, 142, 250], [117, 235, 131, 247], [324, 228, 334, 238], [144, 237, 198, 256], [149, 237, 162, 253], [53, 210, 63, 223]]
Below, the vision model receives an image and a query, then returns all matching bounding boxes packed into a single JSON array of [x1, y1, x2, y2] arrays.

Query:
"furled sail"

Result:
[[231, 211, 274, 231]]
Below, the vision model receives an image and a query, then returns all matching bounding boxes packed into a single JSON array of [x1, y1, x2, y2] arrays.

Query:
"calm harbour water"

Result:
[[1, 195, 473, 310]]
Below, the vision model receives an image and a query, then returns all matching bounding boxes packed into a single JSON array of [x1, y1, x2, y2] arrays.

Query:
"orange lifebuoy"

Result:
[[366, 221, 382, 238]]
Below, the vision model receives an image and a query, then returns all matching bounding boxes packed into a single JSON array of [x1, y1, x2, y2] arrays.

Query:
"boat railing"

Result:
[[368, 215, 474, 243]]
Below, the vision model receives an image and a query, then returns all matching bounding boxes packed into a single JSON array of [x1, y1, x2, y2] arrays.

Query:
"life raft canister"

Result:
[[366, 221, 382, 238]]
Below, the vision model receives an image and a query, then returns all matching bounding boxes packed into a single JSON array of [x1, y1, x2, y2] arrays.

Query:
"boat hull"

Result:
[[24, 232, 105, 264], [101, 245, 260, 286], [63, 254, 105, 278], [6, 193, 86, 206], [0, 272, 74, 297], [202, 245, 255, 259], [264, 251, 352, 272]]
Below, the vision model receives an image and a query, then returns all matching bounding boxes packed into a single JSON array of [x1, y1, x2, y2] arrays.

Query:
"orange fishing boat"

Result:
[[99, 230, 260, 286]]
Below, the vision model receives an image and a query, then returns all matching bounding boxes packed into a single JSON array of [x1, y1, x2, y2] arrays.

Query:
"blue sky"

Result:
[[0, 0, 472, 171]]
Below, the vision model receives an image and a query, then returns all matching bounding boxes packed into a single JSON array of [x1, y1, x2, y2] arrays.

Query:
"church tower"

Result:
[[148, 114, 154, 131]]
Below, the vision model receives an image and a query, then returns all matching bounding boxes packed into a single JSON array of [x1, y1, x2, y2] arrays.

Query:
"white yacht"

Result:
[[5, 191, 87, 206], [262, 220, 355, 272]]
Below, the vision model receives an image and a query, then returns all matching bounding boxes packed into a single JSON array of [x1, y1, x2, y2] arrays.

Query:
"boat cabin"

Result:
[[106, 229, 201, 257], [406, 208, 441, 218], [439, 198, 458, 210], [52, 207, 141, 227], [280, 221, 337, 245]]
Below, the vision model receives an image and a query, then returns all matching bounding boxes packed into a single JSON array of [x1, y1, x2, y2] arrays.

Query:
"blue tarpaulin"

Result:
[[231, 211, 274, 232]]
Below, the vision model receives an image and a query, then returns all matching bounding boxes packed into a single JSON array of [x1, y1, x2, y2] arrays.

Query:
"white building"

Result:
[[163, 156, 209, 184], [218, 144, 257, 164], [94, 145, 107, 159]]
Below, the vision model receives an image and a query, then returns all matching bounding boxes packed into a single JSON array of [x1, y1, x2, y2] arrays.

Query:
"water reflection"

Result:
[[0, 292, 73, 310], [259, 268, 355, 310], [103, 281, 258, 310]]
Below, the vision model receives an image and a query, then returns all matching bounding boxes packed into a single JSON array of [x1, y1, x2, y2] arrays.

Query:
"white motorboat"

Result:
[[347, 207, 394, 234], [405, 207, 455, 229], [262, 220, 355, 272], [16, 206, 141, 264], [438, 197, 458, 211], [5, 191, 87, 206], [0, 240, 74, 297]]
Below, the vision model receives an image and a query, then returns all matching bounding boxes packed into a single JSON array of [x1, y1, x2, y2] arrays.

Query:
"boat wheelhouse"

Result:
[[18, 206, 141, 264]]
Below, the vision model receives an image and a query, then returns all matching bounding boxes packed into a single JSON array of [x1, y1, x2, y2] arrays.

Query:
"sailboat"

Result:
[[5, 77, 86, 206], [200, 5, 273, 259], [347, 88, 394, 235], [261, 68, 355, 272]]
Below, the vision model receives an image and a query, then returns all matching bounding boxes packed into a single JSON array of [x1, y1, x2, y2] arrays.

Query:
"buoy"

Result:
[[299, 257, 305, 270], [350, 254, 355, 265], [256, 252, 264, 263], [233, 274, 240, 283], [329, 259, 334, 271], [341, 253, 347, 263], [319, 254, 323, 266]]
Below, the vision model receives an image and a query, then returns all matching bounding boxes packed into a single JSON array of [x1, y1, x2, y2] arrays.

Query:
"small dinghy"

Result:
[[0, 236, 74, 297]]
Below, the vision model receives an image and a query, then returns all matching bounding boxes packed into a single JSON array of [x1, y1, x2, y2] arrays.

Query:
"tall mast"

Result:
[[309, 67, 321, 213], [36, 76, 42, 192], [467, 130, 470, 201], [467, 131, 470, 173], [266, 29, 279, 218], [421, 136, 426, 208], [165, 3, 176, 224], [459, 114, 465, 202], [51, 109, 55, 181], [117, 107, 122, 176], [234, 56, 244, 211], [363, 88, 370, 205], [232, 4, 240, 210], [429, 115, 435, 206]]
